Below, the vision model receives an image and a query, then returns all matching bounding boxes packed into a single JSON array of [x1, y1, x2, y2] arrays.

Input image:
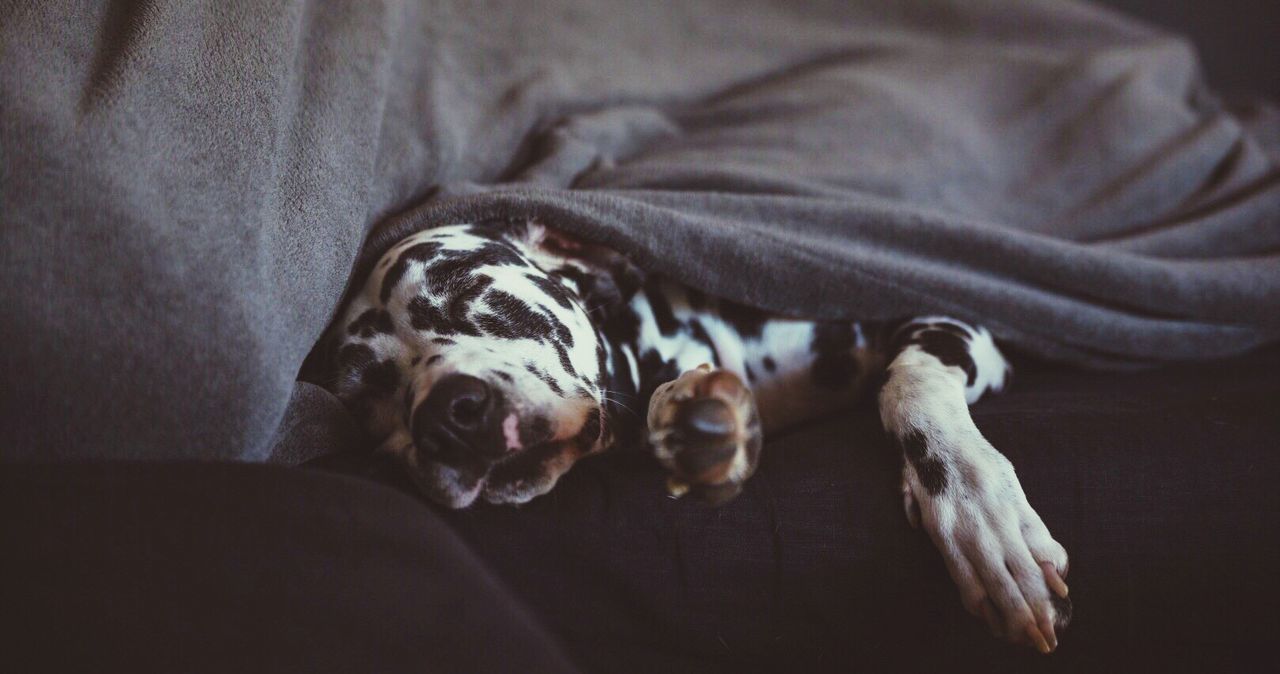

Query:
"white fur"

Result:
[[879, 340, 1067, 651]]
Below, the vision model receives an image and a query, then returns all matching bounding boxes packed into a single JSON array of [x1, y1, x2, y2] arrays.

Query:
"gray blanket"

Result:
[[3, 0, 1278, 461]]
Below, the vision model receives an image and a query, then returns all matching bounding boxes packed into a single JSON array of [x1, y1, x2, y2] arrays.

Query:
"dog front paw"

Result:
[[910, 447, 1071, 654], [647, 365, 762, 505]]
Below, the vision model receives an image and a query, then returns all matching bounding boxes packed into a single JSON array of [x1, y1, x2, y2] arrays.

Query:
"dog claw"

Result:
[[1037, 610, 1059, 652], [1023, 623, 1050, 654], [1041, 561, 1069, 598]]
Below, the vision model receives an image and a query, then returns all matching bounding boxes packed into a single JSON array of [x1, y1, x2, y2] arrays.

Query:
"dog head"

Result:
[[326, 220, 641, 507]]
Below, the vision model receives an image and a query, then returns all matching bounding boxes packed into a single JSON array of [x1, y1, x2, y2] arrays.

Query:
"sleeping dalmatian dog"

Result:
[[323, 219, 1072, 654]]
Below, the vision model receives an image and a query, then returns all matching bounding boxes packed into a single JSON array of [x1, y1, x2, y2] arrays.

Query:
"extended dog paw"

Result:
[[909, 446, 1071, 654], [647, 365, 762, 505]]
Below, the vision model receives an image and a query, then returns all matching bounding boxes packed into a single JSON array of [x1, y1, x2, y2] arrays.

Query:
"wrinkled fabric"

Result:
[[2, 0, 1277, 460]]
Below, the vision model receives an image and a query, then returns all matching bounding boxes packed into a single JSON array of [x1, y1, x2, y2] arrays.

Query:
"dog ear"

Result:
[[510, 220, 645, 323]]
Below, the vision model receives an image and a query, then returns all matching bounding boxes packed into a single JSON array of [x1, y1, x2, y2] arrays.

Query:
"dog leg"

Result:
[[878, 318, 1070, 653], [646, 364, 763, 505]]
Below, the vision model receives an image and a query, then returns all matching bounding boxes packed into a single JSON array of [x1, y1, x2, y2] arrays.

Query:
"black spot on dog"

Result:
[[410, 356, 421, 366], [889, 321, 960, 349], [520, 414, 555, 450], [574, 406, 603, 451], [478, 238, 525, 260], [644, 282, 681, 336], [423, 256, 485, 296], [494, 371, 513, 383], [929, 322, 971, 340], [872, 317, 922, 351], [638, 349, 680, 400], [744, 364, 756, 383], [347, 308, 395, 338], [595, 340, 609, 380], [426, 355, 443, 366], [592, 342, 645, 447], [337, 343, 376, 373], [884, 319, 927, 345], [555, 262, 642, 327], [688, 319, 720, 367], [552, 265, 588, 295], [554, 319, 574, 349], [893, 325, 977, 387], [380, 241, 443, 303], [425, 243, 525, 295], [810, 321, 857, 390], [334, 345, 397, 403], [914, 455, 947, 496], [479, 290, 558, 342], [719, 299, 767, 339], [899, 428, 928, 463], [762, 356, 777, 373], [432, 337, 455, 345], [914, 330, 977, 386], [405, 275, 486, 337], [607, 304, 642, 346], [602, 338, 638, 399], [433, 273, 491, 337], [887, 321, 976, 377], [350, 370, 406, 422], [896, 429, 947, 495], [526, 274, 574, 310], [525, 363, 565, 396], [361, 358, 400, 398], [408, 296, 448, 333], [553, 341, 577, 378]]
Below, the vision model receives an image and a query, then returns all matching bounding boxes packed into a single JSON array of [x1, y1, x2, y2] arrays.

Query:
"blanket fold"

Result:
[[2, 0, 1277, 460]]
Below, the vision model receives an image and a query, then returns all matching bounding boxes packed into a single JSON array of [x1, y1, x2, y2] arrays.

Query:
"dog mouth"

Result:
[[406, 452, 561, 509], [404, 433, 581, 509], [398, 396, 604, 508]]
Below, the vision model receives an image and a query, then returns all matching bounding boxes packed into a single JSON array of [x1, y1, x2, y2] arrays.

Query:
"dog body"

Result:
[[325, 220, 1070, 652]]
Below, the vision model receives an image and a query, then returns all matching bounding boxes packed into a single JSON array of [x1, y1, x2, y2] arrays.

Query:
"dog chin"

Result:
[[480, 476, 557, 506], [410, 462, 487, 509], [407, 443, 577, 508], [410, 463, 559, 508]]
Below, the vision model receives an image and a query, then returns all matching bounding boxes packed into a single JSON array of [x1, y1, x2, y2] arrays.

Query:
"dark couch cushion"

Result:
[[5, 347, 1278, 673], [2, 463, 578, 674], [424, 346, 1280, 672]]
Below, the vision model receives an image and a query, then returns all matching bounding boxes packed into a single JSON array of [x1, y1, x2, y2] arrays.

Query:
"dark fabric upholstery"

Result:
[[362, 345, 1280, 672], [1, 463, 578, 674], [7, 347, 1277, 673]]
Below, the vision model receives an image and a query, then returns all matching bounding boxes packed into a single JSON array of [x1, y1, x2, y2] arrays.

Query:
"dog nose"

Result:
[[431, 374, 494, 430], [413, 374, 504, 457]]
